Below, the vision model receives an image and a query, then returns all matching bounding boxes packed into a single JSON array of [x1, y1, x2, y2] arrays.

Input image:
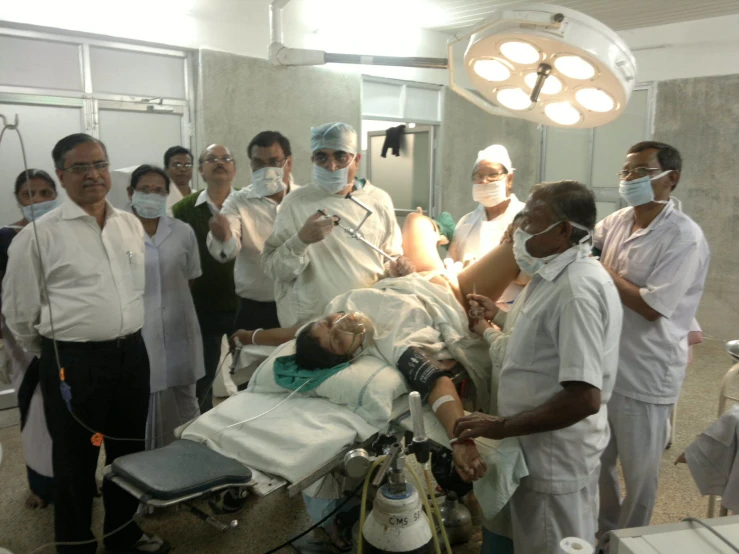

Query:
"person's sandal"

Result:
[[106, 533, 171, 553]]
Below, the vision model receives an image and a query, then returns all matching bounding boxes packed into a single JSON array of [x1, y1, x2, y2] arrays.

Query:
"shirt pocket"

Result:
[[505, 307, 538, 367], [129, 251, 146, 290]]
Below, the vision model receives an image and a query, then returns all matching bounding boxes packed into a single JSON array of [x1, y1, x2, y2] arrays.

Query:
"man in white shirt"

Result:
[[172, 144, 237, 412], [454, 181, 623, 553], [262, 122, 409, 327], [595, 142, 710, 539], [2, 134, 169, 553], [207, 131, 298, 331], [449, 144, 526, 309]]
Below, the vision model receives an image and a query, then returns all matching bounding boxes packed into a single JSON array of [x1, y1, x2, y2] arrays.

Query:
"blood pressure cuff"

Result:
[[396, 347, 454, 401]]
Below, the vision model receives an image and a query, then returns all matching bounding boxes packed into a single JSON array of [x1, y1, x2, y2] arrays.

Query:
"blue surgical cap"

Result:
[[310, 122, 358, 155]]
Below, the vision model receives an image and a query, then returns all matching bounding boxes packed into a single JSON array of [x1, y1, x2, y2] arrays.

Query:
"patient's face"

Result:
[[312, 313, 366, 358]]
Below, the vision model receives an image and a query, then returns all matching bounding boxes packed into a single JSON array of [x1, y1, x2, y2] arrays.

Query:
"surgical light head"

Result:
[[310, 122, 358, 155], [475, 144, 514, 173]]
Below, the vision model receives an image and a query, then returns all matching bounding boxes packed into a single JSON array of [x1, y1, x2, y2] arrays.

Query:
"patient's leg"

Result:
[[401, 211, 446, 273], [458, 241, 520, 303]]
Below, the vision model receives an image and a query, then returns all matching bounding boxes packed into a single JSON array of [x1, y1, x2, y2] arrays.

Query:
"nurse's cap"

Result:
[[475, 144, 514, 173], [311, 122, 358, 155]]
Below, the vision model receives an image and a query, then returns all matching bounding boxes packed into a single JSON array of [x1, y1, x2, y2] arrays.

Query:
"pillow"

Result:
[[246, 340, 408, 428]]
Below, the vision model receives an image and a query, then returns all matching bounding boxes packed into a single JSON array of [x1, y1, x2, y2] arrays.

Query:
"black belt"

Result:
[[41, 329, 141, 351]]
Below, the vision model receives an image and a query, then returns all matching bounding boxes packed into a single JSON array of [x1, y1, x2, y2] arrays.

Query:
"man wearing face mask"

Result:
[[595, 142, 710, 541], [454, 181, 623, 553], [262, 122, 407, 327], [207, 131, 299, 332], [172, 144, 238, 412]]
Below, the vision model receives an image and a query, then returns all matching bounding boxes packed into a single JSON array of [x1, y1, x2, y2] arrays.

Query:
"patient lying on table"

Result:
[[231, 211, 525, 481]]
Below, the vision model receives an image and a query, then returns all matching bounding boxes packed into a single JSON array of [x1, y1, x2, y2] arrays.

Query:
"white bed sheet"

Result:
[[180, 390, 377, 484]]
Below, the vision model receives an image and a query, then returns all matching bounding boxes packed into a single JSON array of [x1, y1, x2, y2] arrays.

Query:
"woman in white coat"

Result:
[[127, 165, 205, 449]]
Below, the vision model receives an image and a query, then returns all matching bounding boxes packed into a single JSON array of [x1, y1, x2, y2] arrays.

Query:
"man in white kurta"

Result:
[[262, 122, 404, 327], [454, 181, 622, 554], [595, 142, 710, 537], [207, 131, 299, 332], [449, 145, 525, 308]]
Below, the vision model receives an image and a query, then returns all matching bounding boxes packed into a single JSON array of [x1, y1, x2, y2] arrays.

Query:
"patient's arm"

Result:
[[429, 377, 487, 481], [230, 327, 300, 349]]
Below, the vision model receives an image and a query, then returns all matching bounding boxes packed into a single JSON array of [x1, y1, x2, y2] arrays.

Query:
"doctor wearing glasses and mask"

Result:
[[454, 181, 623, 554], [594, 142, 709, 544], [207, 131, 299, 332], [262, 122, 412, 328]]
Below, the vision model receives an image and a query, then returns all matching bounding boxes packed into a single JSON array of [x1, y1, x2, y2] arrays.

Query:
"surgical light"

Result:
[[575, 88, 615, 112], [524, 72, 562, 95], [473, 59, 511, 82], [545, 102, 582, 125], [452, 3, 636, 128], [554, 55, 595, 80], [500, 41, 540, 64], [497, 88, 532, 111]]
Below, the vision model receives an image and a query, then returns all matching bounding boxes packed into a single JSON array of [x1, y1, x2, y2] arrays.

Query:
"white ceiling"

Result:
[[421, 0, 739, 32]]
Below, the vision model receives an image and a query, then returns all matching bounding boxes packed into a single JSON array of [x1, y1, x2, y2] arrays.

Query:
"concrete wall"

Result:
[[199, 49, 361, 189], [438, 88, 541, 221], [653, 74, 739, 341]]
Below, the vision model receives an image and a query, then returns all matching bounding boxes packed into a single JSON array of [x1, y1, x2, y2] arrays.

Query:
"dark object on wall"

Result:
[[381, 125, 406, 158]]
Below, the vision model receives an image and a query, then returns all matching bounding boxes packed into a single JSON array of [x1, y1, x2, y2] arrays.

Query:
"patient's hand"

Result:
[[229, 330, 253, 350], [388, 256, 415, 277], [452, 441, 487, 481]]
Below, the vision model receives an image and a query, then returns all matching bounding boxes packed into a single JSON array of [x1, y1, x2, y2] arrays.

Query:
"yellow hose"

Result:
[[358, 456, 385, 554], [407, 464, 442, 554], [424, 465, 453, 554]]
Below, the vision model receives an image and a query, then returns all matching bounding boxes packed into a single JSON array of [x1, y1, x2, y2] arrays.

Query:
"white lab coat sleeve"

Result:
[[640, 238, 706, 319], [186, 225, 203, 281], [1, 230, 43, 355], [261, 207, 311, 282], [557, 297, 606, 389], [378, 197, 403, 258], [206, 196, 241, 263]]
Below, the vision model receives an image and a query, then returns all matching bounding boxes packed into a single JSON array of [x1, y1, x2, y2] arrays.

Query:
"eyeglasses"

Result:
[[63, 161, 110, 175], [473, 172, 507, 185], [251, 158, 287, 172], [313, 151, 354, 168], [171, 162, 193, 170], [136, 186, 168, 196], [202, 156, 235, 165], [617, 167, 662, 179]]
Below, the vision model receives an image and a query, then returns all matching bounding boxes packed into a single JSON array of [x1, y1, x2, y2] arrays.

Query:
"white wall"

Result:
[[0, 0, 450, 86], [619, 14, 739, 82]]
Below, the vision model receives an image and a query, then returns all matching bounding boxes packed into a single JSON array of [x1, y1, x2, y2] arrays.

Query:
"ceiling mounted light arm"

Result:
[[268, 0, 448, 69]]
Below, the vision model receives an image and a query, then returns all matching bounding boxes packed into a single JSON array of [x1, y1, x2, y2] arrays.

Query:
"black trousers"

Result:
[[234, 297, 280, 331], [195, 310, 237, 413], [39, 332, 150, 554]]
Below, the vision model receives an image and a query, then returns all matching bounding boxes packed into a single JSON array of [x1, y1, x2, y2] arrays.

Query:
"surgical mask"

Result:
[[252, 166, 286, 197], [618, 171, 672, 207], [22, 198, 60, 222], [513, 220, 591, 275], [313, 164, 350, 194], [131, 191, 167, 219], [472, 179, 507, 208]]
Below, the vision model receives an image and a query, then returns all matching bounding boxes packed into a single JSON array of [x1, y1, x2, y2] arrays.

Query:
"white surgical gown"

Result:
[[262, 181, 402, 327]]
